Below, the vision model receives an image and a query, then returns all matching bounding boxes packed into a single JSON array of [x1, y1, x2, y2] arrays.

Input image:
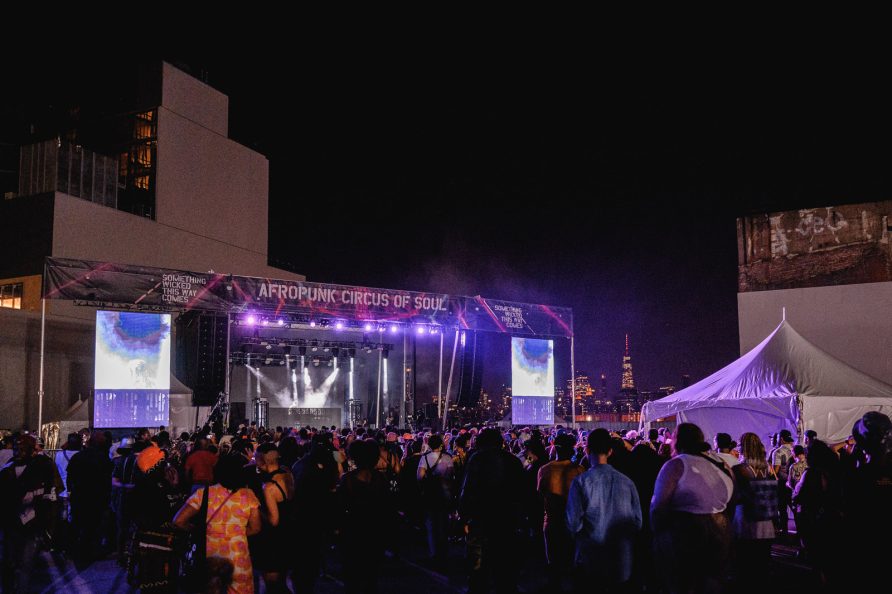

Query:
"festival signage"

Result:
[[44, 258, 573, 337]]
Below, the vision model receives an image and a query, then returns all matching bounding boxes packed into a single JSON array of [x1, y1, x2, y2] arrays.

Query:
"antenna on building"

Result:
[[782, 306, 786, 322]]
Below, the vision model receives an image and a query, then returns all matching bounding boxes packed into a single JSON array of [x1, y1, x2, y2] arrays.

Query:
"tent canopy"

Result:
[[640, 320, 892, 443]]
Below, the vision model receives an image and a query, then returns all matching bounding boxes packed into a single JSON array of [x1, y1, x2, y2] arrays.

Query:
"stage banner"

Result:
[[44, 258, 573, 337]]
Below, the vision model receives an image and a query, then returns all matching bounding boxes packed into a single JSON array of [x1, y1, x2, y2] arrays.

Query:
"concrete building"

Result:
[[737, 200, 892, 386], [0, 62, 304, 431]]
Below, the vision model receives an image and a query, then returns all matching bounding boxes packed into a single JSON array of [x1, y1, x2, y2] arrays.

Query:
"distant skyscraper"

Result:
[[568, 371, 593, 398], [621, 334, 636, 391], [618, 334, 638, 412]]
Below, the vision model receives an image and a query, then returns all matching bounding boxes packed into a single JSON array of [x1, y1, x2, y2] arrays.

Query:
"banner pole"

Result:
[[376, 349, 383, 428], [38, 298, 46, 435], [402, 333, 408, 428], [223, 313, 231, 429], [571, 335, 576, 430], [442, 330, 460, 432], [438, 330, 444, 418]]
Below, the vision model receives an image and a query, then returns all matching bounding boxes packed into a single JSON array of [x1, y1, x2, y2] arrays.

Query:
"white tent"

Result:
[[640, 320, 892, 443]]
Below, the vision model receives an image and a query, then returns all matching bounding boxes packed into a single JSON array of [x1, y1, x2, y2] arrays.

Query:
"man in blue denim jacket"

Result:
[[566, 428, 642, 589]]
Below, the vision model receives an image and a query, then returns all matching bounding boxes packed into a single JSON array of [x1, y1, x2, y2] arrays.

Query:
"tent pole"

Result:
[[38, 298, 46, 435]]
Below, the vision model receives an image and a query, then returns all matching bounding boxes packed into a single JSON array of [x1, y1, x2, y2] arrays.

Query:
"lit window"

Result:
[[134, 143, 153, 167], [134, 176, 149, 190], [0, 283, 23, 309]]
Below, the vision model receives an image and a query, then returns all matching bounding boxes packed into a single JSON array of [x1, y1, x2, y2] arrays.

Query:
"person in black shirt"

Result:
[[0, 434, 58, 593], [459, 427, 525, 594], [291, 433, 339, 593]]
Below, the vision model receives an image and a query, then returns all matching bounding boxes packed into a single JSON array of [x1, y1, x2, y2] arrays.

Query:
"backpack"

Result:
[[740, 466, 779, 522], [419, 452, 451, 503]]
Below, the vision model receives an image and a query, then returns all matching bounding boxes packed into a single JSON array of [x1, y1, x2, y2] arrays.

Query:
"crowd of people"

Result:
[[0, 411, 890, 593]]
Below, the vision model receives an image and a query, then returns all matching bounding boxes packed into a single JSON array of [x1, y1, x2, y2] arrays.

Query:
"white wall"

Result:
[[161, 62, 228, 136], [155, 67, 272, 262], [0, 307, 94, 430], [738, 282, 892, 385], [52, 193, 300, 280]]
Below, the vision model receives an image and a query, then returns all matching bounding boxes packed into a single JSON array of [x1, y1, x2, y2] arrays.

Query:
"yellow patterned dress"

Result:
[[186, 485, 260, 594]]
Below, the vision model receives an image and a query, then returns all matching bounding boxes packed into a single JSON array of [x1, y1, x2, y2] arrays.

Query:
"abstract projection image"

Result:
[[511, 337, 555, 425], [94, 311, 171, 427]]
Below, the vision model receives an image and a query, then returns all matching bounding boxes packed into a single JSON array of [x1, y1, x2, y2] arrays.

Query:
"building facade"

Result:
[[737, 200, 892, 385], [0, 62, 304, 430]]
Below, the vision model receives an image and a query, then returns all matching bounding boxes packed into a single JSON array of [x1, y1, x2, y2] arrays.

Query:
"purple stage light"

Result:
[[430, 327, 439, 334], [378, 325, 385, 333], [364, 322, 373, 332], [245, 315, 257, 326], [309, 320, 316, 327], [390, 325, 399, 333], [277, 319, 285, 326], [416, 325, 426, 335], [261, 319, 269, 326], [335, 321, 344, 330]]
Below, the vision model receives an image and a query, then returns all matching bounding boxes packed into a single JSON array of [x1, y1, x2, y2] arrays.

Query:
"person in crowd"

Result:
[[731, 432, 776, 589], [66, 431, 113, 561], [771, 429, 794, 533], [185, 437, 219, 494], [647, 428, 661, 452], [399, 438, 425, 528], [135, 427, 151, 446], [451, 432, 471, 489], [537, 433, 584, 591], [766, 432, 779, 461], [336, 438, 392, 594], [791, 439, 842, 587], [377, 432, 403, 500], [174, 453, 261, 594], [110, 436, 138, 560], [175, 432, 191, 460], [522, 438, 548, 539], [251, 443, 294, 594], [713, 432, 738, 468], [840, 411, 892, 589], [0, 433, 57, 593], [786, 445, 807, 489], [132, 437, 184, 529], [627, 437, 665, 592], [651, 423, 734, 594], [566, 428, 642, 591], [459, 427, 525, 594], [277, 435, 301, 469], [0, 435, 14, 468], [54, 432, 81, 531], [417, 433, 454, 568], [291, 432, 339, 593], [803, 429, 818, 448]]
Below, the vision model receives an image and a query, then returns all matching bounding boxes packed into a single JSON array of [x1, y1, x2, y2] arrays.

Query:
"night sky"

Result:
[[6, 50, 891, 400]]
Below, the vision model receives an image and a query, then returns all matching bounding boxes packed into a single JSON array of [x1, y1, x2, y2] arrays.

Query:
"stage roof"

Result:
[[44, 257, 573, 338]]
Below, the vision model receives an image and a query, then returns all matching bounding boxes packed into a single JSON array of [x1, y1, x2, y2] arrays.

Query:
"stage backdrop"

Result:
[[44, 258, 573, 338]]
